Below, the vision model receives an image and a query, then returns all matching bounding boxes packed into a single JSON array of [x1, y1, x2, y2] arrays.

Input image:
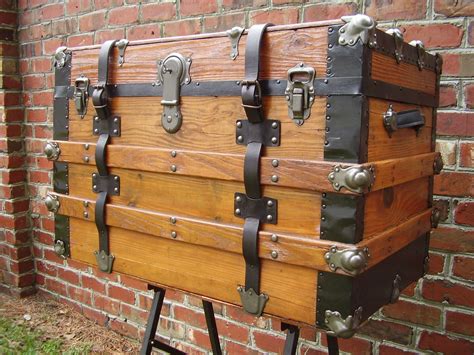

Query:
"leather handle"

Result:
[[384, 107, 425, 137]]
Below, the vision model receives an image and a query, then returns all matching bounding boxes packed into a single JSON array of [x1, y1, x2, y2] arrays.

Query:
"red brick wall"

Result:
[[1, 0, 473, 353]]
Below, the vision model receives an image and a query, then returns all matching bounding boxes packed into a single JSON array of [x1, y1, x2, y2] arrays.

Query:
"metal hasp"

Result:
[[157, 53, 191, 134], [116, 39, 129, 66], [285, 63, 315, 126], [328, 165, 375, 194], [324, 246, 369, 275], [325, 307, 363, 339], [74, 75, 89, 118], [54, 46, 69, 68], [226, 26, 244, 60], [383, 105, 425, 137], [390, 274, 402, 303], [409, 40, 426, 70], [338, 14, 376, 47], [386, 28, 404, 63], [44, 141, 60, 161], [44, 193, 60, 213]]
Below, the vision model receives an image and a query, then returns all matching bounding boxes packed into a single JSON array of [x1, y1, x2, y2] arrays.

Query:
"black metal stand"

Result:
[[327, 334, 340, 355], [281, 322, 300, 355]]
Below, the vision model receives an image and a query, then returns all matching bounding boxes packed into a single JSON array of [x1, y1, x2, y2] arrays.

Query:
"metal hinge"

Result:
[[226, 26, 244, 60], [328, 165, 375, 194], [116, 39, 129, 66], [285, 63, 315, 126], [324, 246, 369, 275], [325, 307, 363, 339], [74, 75, 90, 118], [409, 40, 426, 70], [338, 14, 377, 47], [386, 28, 404, 63]]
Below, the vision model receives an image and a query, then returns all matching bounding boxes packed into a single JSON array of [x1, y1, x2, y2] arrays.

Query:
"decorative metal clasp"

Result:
[[44, 193, 60, 213], [74, 75, 89, 118], [338, 14, 376, 47], [237, 286, 268, 317], [390, 274, 402, 303], [409, 40, 425, 70], [157, 53, 192, 134], [325, 307, 363, 338], [94, 249, 115, 273], [285, 63, 315, 126], [116, 39, 129, 66], [325, 246, 369, 275], [328, 165, 375, 194], [226, 26, 244, 60], [54, 46, 69, 68], [386, 28, 404, 63], [44, 141, 60, 161]]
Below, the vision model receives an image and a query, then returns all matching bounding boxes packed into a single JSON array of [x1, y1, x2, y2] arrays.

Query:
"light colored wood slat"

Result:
[[68, 96, 326, 160], [368, 98, 433, 161], [55, 140, 438, 194], [364, 178, 430, 238], [370, 51, 437, 95], [56, 193, 337, 270], [66, 163, 322, 237], [70, 27, 329, 84], [69, 217, 318, 325]]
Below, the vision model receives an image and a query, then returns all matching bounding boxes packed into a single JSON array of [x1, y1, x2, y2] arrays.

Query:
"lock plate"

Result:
[[157, 53, 191, 134], [74, 75, 89, 118], [285, 63, 315, 126]]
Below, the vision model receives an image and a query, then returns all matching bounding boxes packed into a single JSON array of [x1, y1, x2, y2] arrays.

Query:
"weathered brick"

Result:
[[67, 33, 94, 47], [108, 284, 135, 304], [469, 20, 474, 45], [418, 331, 474, 353], [65, 0, 91, 15], [250, 7, 299, 25], [94, 28, 125, 44], [437, 112, 474, 137], [403, 23, 463, 49], [0, 10, 17, 27], [222, 0, 266, 11], [253, 330, 286, 353], [173, 305, 206, 328], [79, 11, 106, 32], [120, 303, 148, 324], [382, 300, 442, 327], [422, 278, 474, 308], [304, 2, 358, 22], [109, 6, 138, 26], [180, 0, 217, 17], [454, 201, 474, 226], [58, 267, 80, 285], [465, 83, 474, 108], [203, 13, 245, 33], [377, 344, 418, 354], [365, 0, 427, 20], [163, 19, 201, 37], [434, 172, 474, 197], [358, 318, 413, 345], [94, 293, 120, 315], [141, 2, 175, 22], [439, 84, 457, 107], [446, 310, 474, 336], [321, 334, 372, 354], [435, 140, 456, 166], [453, 255, 474, 281], [434, 0, 474, 17], [93, 0, 123, 9], [428, 251, 445, 275], [39, 3, 64, 21], [83, 306, 108, 325], [127, 23, 160, 41], [442, 53, 474, 77], [108, 318, 139, 338], [67, 285, 92, 305]]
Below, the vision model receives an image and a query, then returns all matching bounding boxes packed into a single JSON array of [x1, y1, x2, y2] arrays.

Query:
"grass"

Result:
[[0, 316, 92, 354]]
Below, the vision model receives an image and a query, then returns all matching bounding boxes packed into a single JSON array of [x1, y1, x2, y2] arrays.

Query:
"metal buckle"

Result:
[[241, 80, 262, 103], [92, 84, 107, 108]]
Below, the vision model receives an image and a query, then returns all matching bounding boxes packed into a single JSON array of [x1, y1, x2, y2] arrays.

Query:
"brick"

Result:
[[428, 251, 445, 275], [365, 0, 427, 20], [95, 28, 125, 44], [173, 305, 206, 328], [253, 331, 285, 353], [437, 112, 474, 137], [250, 7, 299, 25], [203, 13, 246, 33], [120, 303, 148, 324], [120, 274, 148, 291], [403, 23, 463, 49], [31, 91, 53, 106], [222, 0, 266, 11], [67, 285, 92, 305], [215, 318, 249, 343], [94, 294, 120, 315], [442, 53, 474, 77], [4, 199, 29, 213], [180, 0, 217, 17], [453, 255, 474, 281], [93, 0, 123, 9], [108, 318, 139, 339], [83, 306, 107, 325], [66, 0, 91, 15], [58, 267, 80, 285], [109, 6, 138, 26], [434, 0, 474, 17], [435, 140, 456, 166], [446, 310, 474, 336], [454, 201, 474, 226], [469, 21, 474, 45], [401, 281, 417, 297], [67, 33, 94, 47], [39, 3, 64, 21], [304, 2, 358, 22], [439, 84, 457, 107], [79, 11, 106, 32], [378, 344, 418, 354], [163, 19, 201, 37], [422, 278, 474, 308], [434, 172, 474, 197], [51, 18, 78, 36], [0, 10, 17, 26], [108, 284, 135, 304], [45, 277, 67, 296], [382, 300, 442, 327], [418, 331, 474, 353], [141, 2, 175, 22], [186, 327, 213, 351], [29, 170, 49, 183], [225, 341, 260, 354], [225, 304, 268, 328], [127, 23, 160, 41], [36, 260, 57, 277], [431, 227, 474, 253], [465, 84, 474, 108]]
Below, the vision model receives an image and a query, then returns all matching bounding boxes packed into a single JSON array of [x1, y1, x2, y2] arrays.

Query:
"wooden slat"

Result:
[[70, 27, 329, 85], [69, 217, 318, 325], [370, 51, 437, 95], [69, 96, 326, 160], [368, 98, 433, 161], [66, 163, 322, 237], [55, 140, 438, 194]]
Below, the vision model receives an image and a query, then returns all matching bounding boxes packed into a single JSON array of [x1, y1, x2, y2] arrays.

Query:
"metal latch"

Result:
[[74, 75, 89, 118], [328, 165, 375, 194], [386, 28, 404, 63], [157, 53, 192, 134], [226, 26, 244, 60], [285, 63, 315, 126], [116, 39, 129, 66]]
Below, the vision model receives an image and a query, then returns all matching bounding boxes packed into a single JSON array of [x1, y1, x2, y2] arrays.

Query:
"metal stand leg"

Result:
[[202, 300, 222, 355], [326, 334, 339, 355], [282, 322, 300, 355]]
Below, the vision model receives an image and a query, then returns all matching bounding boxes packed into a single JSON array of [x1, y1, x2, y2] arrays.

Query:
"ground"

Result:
[[0, 292, 140, 353]]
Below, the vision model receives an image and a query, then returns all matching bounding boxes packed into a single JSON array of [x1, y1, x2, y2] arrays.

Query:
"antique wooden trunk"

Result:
[[45, 15, 443, 337]]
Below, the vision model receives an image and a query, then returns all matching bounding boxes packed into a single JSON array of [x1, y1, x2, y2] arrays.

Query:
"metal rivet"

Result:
[[324, 79, 328, 84], [84, 143, 89, 150], [271, 137, 277, 144], [113, 129, 118, 134], [94, 128, 99, 134], [271, 234, 278, 242], [83, 201, 89, 207], [322, 204, 326, 209], [94, 116, 99, 122], [114, 187, 119, 193], [83, 211, 89, 218], [114, 117, 118, 123], [235, 208, 241, 215], [271, 122, 278, 129], [271, 251, 278, 259], [114, 176, 119, 181], [272, 159, 279, 167], [83, 156, 89, 163], [171, 150, 177, 157], [326, 103, 331, 108], [92, 173, 97, 178], [267, 200, 274, 207], [170, 217, 177, 224], [237, 135, 243, 143], [326, 115, 330, 120], [324, 140, 329, 145], [171, 165, 177, 172], [171, 231, 177, 238], [321, 217, 326, 221], [276, 80, 280, 84], [266, 214, 273, 222], [271, 175, 278, 183], [93, 185, 97, 190], [235, 195, 242, 203], [236, 121, 242, 128]]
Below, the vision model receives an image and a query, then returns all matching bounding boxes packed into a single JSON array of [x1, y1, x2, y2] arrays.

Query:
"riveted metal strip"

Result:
[[54, 214, 70, 258], [53, 161, 69, 195], [53, 50, 72, 141]]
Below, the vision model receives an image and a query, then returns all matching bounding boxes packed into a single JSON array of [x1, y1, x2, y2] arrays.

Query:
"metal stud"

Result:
[[114, 187, 119, 193], [271, 251, 278, 259], [236, 121, 242, 128], [171, 231, 177, 238], [271, 159, 279, 167], [235, 208, 241, 215], [266, 214, 273, 222], [114, 176, 119, 181], [83, 201, 89, 208], [267, 200, 274, 207], [271, 234, 278, 242], [170, 217, 177, 224], [83, 211, 89, 218], [94, 128, 99, 134], [171, 150, 177, 157], [93, 185, 97, 190], [271, 175, 279, 183], [237, 135, 244, 143], [83, 156, 89, 163], [84, 143, 89, 150], [113, 129, 118, 135], [271, 122, 278, 129], [171, 165, 177, 172], [235, 195, 242, 203]]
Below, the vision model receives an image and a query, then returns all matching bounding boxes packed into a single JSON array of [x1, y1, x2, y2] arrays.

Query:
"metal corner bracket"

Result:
[[338, 14, 377, 47], [54, 46, 70, 69], [328, 165, 375, 194], [325, 246, 369, 275], [44, 141, 60, 161], [325, 306, 363, 339], [45, 193, 60, 213], [226, 26, 244, 60], [237, 286, 268, 317], [94, 249, 115, 273]]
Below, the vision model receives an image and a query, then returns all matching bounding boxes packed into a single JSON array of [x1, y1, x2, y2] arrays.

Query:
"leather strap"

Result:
[[95, 191, 109, 253], [243, 218, 261, 293], [93, 40, 116, 121], [244, 142, 262, 199], [95, 133, 109, 176], [241, 24, 272, 123]]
